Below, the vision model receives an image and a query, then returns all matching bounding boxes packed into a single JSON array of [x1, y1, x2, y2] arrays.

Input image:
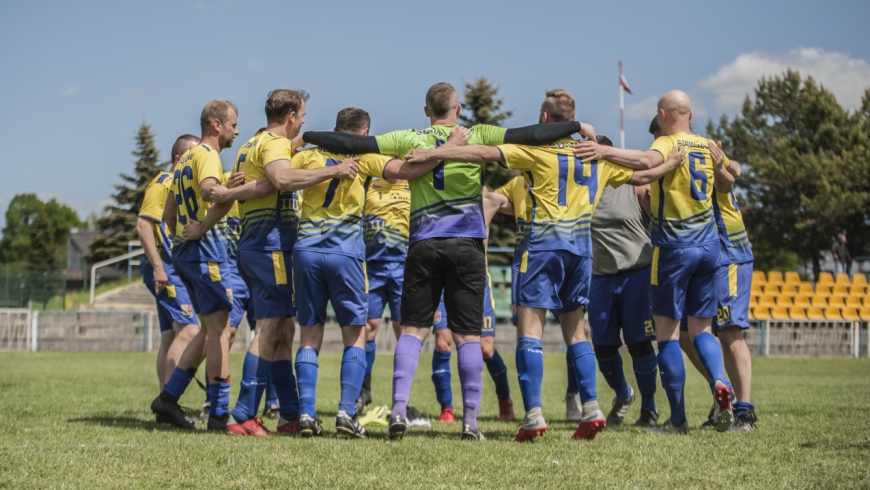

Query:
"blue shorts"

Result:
[[588, 266, 655, 347], [174, 258, 233, 316], [515, 249, 591, 315], [713, 261, 753, 331], [651, 242, 720, 319], [482, 273, 495, 338], [294, 250, 367, 327], [141, 259, 197, 332], [227, 255, 255, 329], [432, 296, 448, 331], [239, 249, 296, 321], [367, 260, 403, 322]]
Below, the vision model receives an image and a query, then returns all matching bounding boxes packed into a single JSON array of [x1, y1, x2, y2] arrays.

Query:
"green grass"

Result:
[[1, 353, 869, 489]]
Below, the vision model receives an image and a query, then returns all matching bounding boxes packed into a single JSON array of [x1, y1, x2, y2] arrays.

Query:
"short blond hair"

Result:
[[540, 89, 575, 122], [200, 100, 238, 133]]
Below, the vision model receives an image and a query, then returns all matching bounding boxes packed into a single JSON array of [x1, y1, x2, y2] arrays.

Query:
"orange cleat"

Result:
[[227, 417, 271, 436], [438, 407, 456, 423]]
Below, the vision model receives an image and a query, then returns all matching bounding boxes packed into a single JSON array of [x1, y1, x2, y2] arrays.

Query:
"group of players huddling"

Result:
[[140, 83, 757, 442]]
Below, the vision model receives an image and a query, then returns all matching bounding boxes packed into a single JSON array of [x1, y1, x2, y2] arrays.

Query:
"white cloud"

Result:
[[700, 48, 870, 113], [60, 85, 79, 97], [624, 95, 658, 120]]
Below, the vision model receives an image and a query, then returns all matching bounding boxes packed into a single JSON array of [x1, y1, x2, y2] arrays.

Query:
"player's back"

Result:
[[591, 183, 652, 275], [220, 172, 243, 261], [493, 176, 529, 244], [364, 178, 410, 262], [713, 189, 752, 264], [375, 124, 507, 243], [499, 138, 632, 257], [140, 171, 174, 257], [171, 144, 227, 262], [234, 132, 299, 252], [293, 147, 391, 259], [648, 132, 722, 248]]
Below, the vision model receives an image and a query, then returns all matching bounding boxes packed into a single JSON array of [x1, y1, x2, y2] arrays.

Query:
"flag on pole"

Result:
[[619, 72, 632, 95]]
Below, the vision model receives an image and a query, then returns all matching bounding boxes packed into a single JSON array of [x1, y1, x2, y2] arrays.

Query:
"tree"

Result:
[[708, 70, 870, 277], [0, 193, 84, 269], [459, 77, 517, 263], [87, 122, 166, 264]]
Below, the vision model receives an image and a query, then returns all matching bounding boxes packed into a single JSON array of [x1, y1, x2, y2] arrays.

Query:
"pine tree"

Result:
[[459, 77, 518, 263], [87, 123, 166, 264]]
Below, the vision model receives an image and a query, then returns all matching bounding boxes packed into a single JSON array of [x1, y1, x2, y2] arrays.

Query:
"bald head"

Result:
[[657, 90, 693, 134], [171, 134, 200, 164]]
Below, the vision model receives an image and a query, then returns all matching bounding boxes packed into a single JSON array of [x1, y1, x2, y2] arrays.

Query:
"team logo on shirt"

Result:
[[433, 310, 442, 323], [180, 304, 194, 317], [226, 289, 234, 301]]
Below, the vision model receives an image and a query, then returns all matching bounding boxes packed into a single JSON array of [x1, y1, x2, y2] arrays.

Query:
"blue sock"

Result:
[[597, 351, 631, 400], [209, 380, 231, 417], [264, 375, 278, 407], [431, 350, 453, 410], [632, 352, 658, 414], [295, 347, 319, 417], [365, 339, 377, 376], [484, 350, 511, 400], [693, 332, 728, 389], [340, 346, 367, 417], [657, 340, 686, 426], [733, 400, 755, 417], [203, 368, 211, 406], [163, 367, 194, 401], [568, 341, 597, 404], [516, 337, 544, 411], [232, 353, 271, 423], [271, 360, 299, 421], [566, 351, 578, 394]]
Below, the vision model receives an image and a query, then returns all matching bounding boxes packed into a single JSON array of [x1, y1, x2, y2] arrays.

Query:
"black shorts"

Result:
[[400, 238, 486, 336]]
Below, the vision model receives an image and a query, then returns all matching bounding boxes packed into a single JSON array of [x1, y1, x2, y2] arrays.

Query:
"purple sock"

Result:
[[457, 341, 483, 431], [391, 335, 423, 420]]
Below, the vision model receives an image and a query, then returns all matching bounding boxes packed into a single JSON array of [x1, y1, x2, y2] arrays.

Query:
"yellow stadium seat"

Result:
[[828, 296, 846, 308], [780, 284, 798, 298], [850, 285, 868, 296], [776, 296, 794, 307], [818, 272, 834, 285], [806, 306, 826, 321], [758, 295, 777, 308], [853, 275, 868, 288], [835, 273, 851, 286], [793, 295, 811, 308], [752, 271, 767, 285], [749, 296, 758, 308], [846, 296, 864, 308], [824, 307, 843, 321], [799, 282, 815, 295], [785, 271, 801, 284], [832, 285, 849, 298], [815, 285, 832, 298], [789, 307, 808, 321], [752, 307, 772, 321], [860, 307, 870, 322], [751, 283, 764, 296], [762, 284, 781, 296], [771, 306, 790, 320], [842, 308, 861, 321], [810, 296, 828, 307], [768, 271, 784, 285]]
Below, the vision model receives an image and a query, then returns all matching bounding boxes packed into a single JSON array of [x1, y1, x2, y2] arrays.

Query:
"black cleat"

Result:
[[206, 415, 230, 432], [461, 424, 486, 441], [335, 411, 367, 438], [151, 396, 195, 430], [389, 415, 408, 440], [606, 387, 635, 427], [262, 403, 279, 420], [730, 409, 757, 432], [634, 409, 659, 427], [699, 404, 716, 429], [299, 414, 325, 437]]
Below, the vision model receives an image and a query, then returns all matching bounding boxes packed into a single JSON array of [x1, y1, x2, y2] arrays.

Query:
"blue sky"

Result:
[[1, 0, 869, 230]]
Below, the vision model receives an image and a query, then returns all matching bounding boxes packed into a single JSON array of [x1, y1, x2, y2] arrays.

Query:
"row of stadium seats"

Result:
[[751, 305, 870, 322], [753, 282, 867, 298], [753, 271, 866, 288], [751, 294, 869, 308]]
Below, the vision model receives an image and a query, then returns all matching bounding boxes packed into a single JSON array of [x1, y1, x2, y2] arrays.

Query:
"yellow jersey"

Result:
[[363, 178, 410, 262], [649, 132, 729, 247], [493, 176, 528, 244], [171, 143, 226, 262], [499, 138, 633, 256], [293, 148, 394, 259], [219, 172, 242, 261], [713, 190, 753, 264], [138, 171, 173, 258]]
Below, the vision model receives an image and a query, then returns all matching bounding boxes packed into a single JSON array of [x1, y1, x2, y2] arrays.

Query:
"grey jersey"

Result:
[[591, 183, 652, 276]]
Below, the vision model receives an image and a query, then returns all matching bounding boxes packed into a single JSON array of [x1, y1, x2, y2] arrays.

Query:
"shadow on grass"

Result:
[[68, 412, 195, 432]]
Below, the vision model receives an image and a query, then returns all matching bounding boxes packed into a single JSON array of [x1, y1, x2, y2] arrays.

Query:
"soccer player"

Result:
[[193, 90, 361, 436], [574, 90, 736, 435], [302, 82, 594, 441], [150, 100, 241, 430], [405, 89, 685, 441], [293, 107, 470, 438], [586, 135, 659, 428], [136, 134, 200, 401]]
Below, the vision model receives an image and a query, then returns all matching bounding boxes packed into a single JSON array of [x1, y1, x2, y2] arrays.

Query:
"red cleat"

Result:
[[227, 417, 271, 436], [572, 418, 606, 440], [713, 381, 734, 432], [515, 408, 547, 442], [438, 407, 456, 423], [276, 417, 300, 435], [498, 399, 515, 422], [514, 426, 548, 442]]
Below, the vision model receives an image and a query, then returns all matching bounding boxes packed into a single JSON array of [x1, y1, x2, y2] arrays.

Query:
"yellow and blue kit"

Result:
[[712, 189, 753, 330], [364, 179, 409, 322]]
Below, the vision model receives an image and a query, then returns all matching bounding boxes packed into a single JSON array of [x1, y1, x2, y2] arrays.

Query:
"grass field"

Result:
[[1, 352, 869, 489]]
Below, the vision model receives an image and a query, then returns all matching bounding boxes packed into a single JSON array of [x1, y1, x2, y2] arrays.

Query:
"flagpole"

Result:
[[619, 60, 625, 149]]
